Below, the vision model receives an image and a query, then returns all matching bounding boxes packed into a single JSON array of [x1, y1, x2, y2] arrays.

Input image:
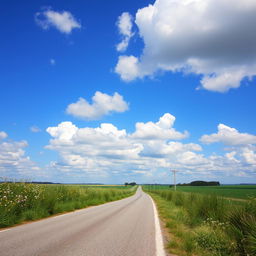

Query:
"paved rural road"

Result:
[[0, 187, 165, 256]]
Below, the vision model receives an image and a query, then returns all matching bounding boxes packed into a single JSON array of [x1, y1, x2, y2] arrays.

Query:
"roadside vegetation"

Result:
[[144, 186, 256, 256], [0, 182, 136, 228]]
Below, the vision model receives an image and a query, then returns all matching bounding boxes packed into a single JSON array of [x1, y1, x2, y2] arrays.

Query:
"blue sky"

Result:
[[1, 0, 256, 184]]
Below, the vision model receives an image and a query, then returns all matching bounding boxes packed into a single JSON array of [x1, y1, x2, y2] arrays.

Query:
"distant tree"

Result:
[[177, 181, 220, 186], [190, 181, 220, 186], [124, 182, 137, 186]]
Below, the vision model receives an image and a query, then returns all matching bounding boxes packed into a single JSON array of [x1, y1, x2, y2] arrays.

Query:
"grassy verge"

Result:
[[144, 187, 256, 256], [0, 182, 136, 228]]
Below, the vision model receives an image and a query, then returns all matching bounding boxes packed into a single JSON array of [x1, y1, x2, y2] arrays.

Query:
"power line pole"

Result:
[[171, 169, 177, 191]]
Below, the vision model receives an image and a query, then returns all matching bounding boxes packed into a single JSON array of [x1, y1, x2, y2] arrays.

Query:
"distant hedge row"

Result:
[[178, 180, 220, 186]]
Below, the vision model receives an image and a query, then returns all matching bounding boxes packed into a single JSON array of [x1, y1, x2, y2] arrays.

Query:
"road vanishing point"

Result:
[[0, 187, 165, 256]]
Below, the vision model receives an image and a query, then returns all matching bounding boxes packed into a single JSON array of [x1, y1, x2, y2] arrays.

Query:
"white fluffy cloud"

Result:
[[177, 151, 208, 166], [66, 91, 129, 120], [0, 132, 41, 179], [46, 113, 191, 173], [198, 124, 256, 178], [200, 124, 256, 145], [241, 147, 256, 165], [140, 140, 201, 159], [116, 12, 134, 52], [47, 122, 78, 144], [115, 0, 256, 92], [35, 8, 81, 34], [131, 113, 188, 140], [47, 121, 141, 159], [115, 56, 141, 81], [46, 114, 256, 181]]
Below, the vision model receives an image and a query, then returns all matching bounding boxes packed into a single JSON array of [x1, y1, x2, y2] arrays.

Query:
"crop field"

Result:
[[144, 186, 256, 256], [146, 185, 256, 199], [0, 182, 135, 228], [79, 185, 133, 189]]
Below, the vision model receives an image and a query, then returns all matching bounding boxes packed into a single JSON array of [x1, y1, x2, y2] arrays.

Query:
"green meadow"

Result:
[[146, 185, 256, 199], [0, 182, 135, 228]]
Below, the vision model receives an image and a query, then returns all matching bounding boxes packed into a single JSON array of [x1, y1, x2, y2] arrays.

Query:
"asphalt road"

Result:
[[0, 187, 165, 256]]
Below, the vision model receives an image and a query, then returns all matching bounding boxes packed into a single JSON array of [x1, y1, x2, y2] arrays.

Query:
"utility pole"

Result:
[[171, 169, 177, 191]]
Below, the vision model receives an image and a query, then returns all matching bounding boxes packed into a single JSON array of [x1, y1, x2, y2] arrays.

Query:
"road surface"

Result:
[[0, 187, 165, 256]]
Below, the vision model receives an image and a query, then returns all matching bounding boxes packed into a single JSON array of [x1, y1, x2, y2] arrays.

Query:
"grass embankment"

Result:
[[144, 187, 256, 256], [0, 183, 136, 228]]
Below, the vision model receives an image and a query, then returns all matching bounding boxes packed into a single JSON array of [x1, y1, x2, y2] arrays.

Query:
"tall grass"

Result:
[[144, 186, 256, 256], [0, 182, 135, 228]]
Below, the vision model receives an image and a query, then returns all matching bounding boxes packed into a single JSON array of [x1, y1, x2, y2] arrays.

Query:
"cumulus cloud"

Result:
[[115, 56, 141, 81], [177, 151, 208, 166], [46, 113, 190, 174], [200, 124, 256, 145], [45, 113, 256, 181], [115, 0, 256, 92], [0, 131, 7, 140], [35, 8, 81, 34], [66, 91, 129, 120], [241, 147, 256, 165], [116, 12, 134, 52], [198, 124, 256, 178], [139, 141, 201, 159], [46, 121, 140, 160], [0, 136, 41, 179], [131, 113, 188, 140]]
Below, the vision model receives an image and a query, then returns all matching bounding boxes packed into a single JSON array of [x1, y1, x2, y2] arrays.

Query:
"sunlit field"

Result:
[[0, 182, 136, 228], [145, 184, 256, 199]]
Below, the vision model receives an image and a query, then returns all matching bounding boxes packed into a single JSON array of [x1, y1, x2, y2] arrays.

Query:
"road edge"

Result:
[[149, 196, 166, 256]]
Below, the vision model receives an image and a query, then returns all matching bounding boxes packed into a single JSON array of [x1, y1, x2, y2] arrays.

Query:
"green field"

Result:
[[146, 185, 256, 199], [0, 183, 136, 228], [78, 185, 134, 189]]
